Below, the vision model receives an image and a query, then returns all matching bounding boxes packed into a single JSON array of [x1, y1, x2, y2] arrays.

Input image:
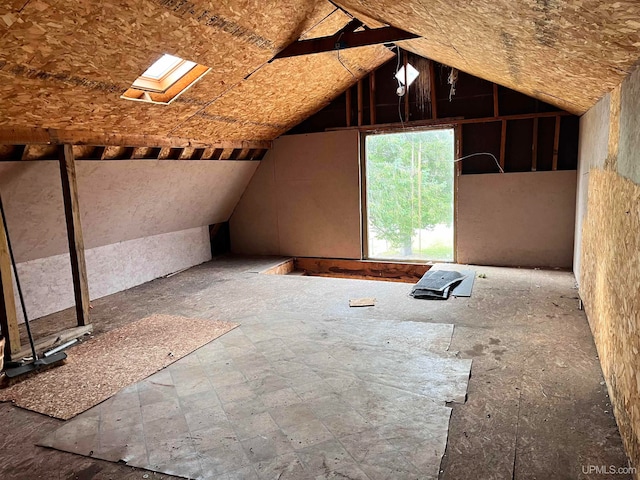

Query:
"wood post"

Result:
[[58, 144, 90, 327], [429, 60, 438, 119], [499, 120, 507, 171], [552, 116, 561, 170], [357, 80, 363, 126], [493, 84, 499, 117], [369, 73, 376, 125], [0, 199, 20, 359], [532, 117, 539, 171], [346, 88, 352, 127]]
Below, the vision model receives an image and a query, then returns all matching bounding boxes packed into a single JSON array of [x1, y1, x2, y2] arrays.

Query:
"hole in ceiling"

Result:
[[121, 54, 211, 105]]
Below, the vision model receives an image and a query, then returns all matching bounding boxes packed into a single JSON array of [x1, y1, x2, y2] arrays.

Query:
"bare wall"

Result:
[[230, 130, 362, 259], [578, 64, 640, 473], [457, 171, 577, 268], [232, 131, 577, 268], [0, 160, 258, 319]]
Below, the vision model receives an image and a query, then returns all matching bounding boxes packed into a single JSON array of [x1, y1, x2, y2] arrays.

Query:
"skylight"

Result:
[[121, 54, 210, 105], [141, 54, 184, 80]]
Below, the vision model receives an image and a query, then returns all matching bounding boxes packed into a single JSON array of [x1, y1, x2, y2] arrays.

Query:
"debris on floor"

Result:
[[349, 297, 376, 307], [411, 270, 467, 300]]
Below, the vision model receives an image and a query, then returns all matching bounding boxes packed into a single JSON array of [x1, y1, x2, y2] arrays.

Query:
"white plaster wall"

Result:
[[13, 226, 211, 322]]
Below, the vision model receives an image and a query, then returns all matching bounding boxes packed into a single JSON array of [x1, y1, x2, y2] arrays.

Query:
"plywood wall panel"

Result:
[[0, 160, 258, 262], [457, 171, 577, 268], [573, 94, 610, 278], [580, 169, 640, 472]]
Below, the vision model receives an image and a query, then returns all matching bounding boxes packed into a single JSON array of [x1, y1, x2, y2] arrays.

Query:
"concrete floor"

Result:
[[0, 256, 631, 479]]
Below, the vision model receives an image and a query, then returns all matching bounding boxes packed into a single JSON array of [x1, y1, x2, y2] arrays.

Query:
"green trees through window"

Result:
[[365, 129, 455, 261]]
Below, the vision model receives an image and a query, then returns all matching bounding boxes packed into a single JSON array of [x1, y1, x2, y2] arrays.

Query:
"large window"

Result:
[[365, 128, 455, 261]]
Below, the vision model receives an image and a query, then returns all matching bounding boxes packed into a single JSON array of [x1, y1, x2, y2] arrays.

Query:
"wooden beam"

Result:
[[0, 198, 20, 359], [403, 51, 410, 121], [429, 60, 438, 119], [329, 110, 573, 132], [273, 25, 418, 59], [552, 115, 561, 170], [532, 117, 539, 171], [493, 83, 499, 117], [369, 72, 376, 125], [345, 88, 352, 127], [357, 80, 363, 127], [58, 144, 90, 327], [500, 120, 507, 171], [0, 127, 272, 150]]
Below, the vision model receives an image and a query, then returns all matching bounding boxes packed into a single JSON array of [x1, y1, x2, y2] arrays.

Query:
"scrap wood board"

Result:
[[0, 314, 237, 420]]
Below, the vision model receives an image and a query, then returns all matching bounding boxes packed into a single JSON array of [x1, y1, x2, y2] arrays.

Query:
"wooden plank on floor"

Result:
[[58, 144, 90, 327], [0, 197, 20, 358]]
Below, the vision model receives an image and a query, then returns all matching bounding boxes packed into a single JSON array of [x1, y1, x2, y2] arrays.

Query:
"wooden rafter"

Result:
[[273, 24, 417, 60]]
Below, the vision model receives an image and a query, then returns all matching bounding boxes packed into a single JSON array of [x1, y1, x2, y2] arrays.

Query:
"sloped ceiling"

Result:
[[0, 0, 393, 143], [1, 0, 639, 144], [335, 0, 640, 114]]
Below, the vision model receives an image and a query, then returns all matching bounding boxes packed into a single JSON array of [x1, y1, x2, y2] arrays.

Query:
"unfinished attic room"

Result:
[[2, 1, 640, 480]]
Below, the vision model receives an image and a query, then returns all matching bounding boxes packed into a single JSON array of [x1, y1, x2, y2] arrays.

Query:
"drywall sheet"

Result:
[[0, 315, 237, 419], [13, 226, 211, 323], [0, 160, 258, 262], [457, 171, 577, 268], [231, 130, 361, 258], [41, 313, 471, 478], [573, 93, 610, 278]]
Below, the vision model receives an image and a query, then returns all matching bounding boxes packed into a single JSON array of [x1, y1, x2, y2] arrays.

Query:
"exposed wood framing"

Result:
[[357, 80, 364, 126], [10, 325, 93, 362], [273, 25, 417, 59], [552, 116, 561, 171], [346, 88, 352, 127], [58, 145, 90, 327], [369, 73, 377, 125], [532, 117, 539, 171], [403, 51, 410, 121], [0, 127, 272, 150], [294, 257, 431, 283], [493, 84, 499, 117], [500, 120, 507, 171], [429, 60, 438, 119], [0, 200, 20, 359], [330, 110, 572, 132]]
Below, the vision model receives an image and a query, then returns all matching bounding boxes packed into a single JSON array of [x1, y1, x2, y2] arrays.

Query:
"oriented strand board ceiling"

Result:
[[0, 0, 392, 143], [335, 0, 640, 114], [1, 0, 639, 142]]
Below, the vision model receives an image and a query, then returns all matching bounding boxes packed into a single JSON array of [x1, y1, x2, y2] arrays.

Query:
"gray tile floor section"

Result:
[[40, 312, 471, 480]]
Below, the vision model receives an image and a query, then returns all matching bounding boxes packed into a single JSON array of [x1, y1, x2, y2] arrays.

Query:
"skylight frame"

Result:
[[121, 54, 210, 105]]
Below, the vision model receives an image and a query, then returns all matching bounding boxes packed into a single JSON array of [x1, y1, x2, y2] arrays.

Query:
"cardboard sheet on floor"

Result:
[[40, 313, 471, 480], [349, 297, 376, 307], [0, 315, 237, 420]]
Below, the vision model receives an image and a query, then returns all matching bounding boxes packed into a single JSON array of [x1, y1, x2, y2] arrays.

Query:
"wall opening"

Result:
[[364, 128, 455, 261]]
